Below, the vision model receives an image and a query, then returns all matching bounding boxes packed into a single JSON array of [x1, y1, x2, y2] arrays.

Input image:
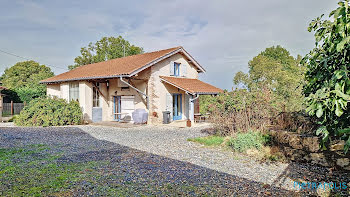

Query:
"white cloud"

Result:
[[0, 0, 338, 89]]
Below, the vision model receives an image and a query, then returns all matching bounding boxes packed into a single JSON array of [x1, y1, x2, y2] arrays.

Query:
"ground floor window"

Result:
[[93, 83, 100, 107], [69, 82, 79, 101]]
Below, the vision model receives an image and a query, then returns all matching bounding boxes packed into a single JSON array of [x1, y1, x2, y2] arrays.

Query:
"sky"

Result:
[[0, 0, 338, 90]]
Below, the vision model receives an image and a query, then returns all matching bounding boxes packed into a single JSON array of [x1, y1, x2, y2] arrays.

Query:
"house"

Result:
[[41, 46, 223, 124]]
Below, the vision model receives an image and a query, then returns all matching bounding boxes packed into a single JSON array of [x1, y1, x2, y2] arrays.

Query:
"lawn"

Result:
[[187, 135, 225, 146], [0, 144, 222, 196]]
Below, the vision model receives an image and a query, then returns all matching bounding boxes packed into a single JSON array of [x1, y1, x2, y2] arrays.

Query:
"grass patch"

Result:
[[188, 136, 225, 146], [0, 144, 103, 196], [188, 131, 284, 162], [227, 131, 269, 153]]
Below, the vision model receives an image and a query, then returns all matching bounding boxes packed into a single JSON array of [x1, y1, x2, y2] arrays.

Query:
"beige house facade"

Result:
[[42, 47, 222, 124]]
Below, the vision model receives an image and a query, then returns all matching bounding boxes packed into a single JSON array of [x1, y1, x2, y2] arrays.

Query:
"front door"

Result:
[[173, 94, 182, 120], [113, 96, 121, 121]]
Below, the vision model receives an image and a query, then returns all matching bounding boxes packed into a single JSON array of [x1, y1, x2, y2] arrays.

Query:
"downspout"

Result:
[[190, 94, 199, 102], [189, 94, 199, 121], [120, 77, 149, 109]]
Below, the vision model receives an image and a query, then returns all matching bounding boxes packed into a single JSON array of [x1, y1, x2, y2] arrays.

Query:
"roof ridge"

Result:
[[68, 46, 182, 71]]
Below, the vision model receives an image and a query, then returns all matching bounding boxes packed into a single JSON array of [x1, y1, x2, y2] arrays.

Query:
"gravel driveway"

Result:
[[1, 125, 347, 196]]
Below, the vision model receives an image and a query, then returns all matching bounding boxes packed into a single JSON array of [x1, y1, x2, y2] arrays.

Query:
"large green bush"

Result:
[[15, 97, 82, 127], [303, 1, 350, 152]]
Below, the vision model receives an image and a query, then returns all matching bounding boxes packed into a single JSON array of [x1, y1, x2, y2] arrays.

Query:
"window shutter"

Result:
[[170, 61, 174, 76], [182, 64, 187, 77], [166, 93, 173, 118]]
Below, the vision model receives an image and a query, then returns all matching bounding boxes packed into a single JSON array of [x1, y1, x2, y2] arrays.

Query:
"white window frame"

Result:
[[69, 82, 79, 101], [93, 83, 101, 107]]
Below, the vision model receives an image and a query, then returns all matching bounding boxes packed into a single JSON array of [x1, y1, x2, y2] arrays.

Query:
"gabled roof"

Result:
[[41, 46, 205, 84], [160, 76, 223, 95]]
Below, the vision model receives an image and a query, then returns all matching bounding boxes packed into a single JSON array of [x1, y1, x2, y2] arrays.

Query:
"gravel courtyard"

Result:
[[1, 125, 347, 196]]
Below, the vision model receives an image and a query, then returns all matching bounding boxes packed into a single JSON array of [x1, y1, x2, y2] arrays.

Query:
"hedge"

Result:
[[15, 97, 83, 127]]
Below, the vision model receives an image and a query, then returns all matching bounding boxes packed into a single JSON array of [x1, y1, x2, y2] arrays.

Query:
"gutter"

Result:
[[40, 75, 128, 84], [120, 77, 149, 109], [190, 94, 199, 102]]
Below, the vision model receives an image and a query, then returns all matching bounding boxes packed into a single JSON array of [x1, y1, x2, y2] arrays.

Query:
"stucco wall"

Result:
[[47, 84, 61, 98], [79, 81, 93, 122], [104, 78, 147, 121], [148, 53, 198, 124]]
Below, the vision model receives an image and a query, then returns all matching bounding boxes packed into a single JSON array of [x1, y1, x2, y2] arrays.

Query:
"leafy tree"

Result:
[[69, 36, 144, 70], [1, 60, 54, 103], [303, 1, 350, 152], [234, 46, 305, 112]]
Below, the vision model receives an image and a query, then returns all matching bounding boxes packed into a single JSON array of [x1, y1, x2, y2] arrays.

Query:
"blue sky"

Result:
[[0, 0, 337, 90]]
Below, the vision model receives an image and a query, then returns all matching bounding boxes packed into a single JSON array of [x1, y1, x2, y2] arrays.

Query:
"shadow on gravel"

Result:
[[0, 127, 301, 196]]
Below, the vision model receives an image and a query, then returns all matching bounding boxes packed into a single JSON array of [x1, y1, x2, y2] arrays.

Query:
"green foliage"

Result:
[[69, 36, 144, 70], [16, 86, 46, 104], [199, 95, 217, 115], [1, 89, 21, 103], [1, 60, 54, 103], [15, 97, 82, 126], [227, 131, 269, 153], [233, 46, 305, 112], [303, 1, 350, 153], [187, 136, 225, 146]]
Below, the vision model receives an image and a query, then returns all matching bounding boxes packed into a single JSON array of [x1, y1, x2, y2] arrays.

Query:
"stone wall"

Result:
[[270, 130, 350, 171]]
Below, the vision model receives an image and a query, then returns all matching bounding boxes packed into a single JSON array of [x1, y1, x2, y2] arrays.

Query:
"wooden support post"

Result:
[[11, 100, 13, 115]]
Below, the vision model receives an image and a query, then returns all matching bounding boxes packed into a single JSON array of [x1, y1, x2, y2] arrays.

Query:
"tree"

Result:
[[303, 1, 350, 152], [1, 60, 54, 103], [234, 46, 305, 111], [68, 36, 143, 70]]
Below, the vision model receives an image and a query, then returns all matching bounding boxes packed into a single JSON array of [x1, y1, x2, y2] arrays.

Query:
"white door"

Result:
[[120, 96, 135, 122]]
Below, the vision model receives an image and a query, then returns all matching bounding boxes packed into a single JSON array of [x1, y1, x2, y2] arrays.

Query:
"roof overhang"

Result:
[[160, 76, 223, 95], [41, 75, 129, 84]]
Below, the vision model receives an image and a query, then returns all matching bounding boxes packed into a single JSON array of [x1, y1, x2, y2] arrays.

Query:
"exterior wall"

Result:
[[148, 53, 198, 124], [46, 84, 60, 98], [60, 83, 69, 100], [103, 78, 147, 121], [79, 81, 93, 122]]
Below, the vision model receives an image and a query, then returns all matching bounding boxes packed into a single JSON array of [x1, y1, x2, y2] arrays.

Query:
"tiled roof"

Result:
[[160, 76, 223, 95], [41, 46, 204, 83]]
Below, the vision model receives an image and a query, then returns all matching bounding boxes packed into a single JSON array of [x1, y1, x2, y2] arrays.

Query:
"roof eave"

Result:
[[160, 77, 195, 95], [40, 74, 129, 84]]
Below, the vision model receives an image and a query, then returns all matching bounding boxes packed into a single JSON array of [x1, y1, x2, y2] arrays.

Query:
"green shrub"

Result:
[[228, 131, 269, 153], [8, 115, 19, 122], [187, 136, 225, 146], [15, 97, 82, 126]]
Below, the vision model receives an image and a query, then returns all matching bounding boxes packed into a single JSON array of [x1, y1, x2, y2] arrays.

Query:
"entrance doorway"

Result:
[[173, 94, 182, 120]]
